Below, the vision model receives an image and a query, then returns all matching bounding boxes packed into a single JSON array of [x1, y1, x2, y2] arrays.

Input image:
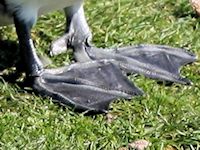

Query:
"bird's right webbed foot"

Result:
[[33, 60, 143, 113]]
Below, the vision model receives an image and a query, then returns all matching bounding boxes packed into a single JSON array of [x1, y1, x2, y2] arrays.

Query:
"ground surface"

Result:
[[0, 0, 200, 149]]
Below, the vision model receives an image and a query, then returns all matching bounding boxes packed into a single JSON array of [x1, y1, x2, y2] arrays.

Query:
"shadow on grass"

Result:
[[0, 40, 20, 70], [0, 40, 23, 83], [173, 2, 199, 18]]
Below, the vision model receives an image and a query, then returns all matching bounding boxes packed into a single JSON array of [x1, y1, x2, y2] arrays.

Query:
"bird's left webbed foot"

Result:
[[78, 44, 196, 85], [50, 3, 197, 85]]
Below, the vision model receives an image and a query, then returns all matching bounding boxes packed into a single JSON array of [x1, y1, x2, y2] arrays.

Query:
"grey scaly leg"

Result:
[[50, 2, 92, 62], [13, 8, 43, 76]]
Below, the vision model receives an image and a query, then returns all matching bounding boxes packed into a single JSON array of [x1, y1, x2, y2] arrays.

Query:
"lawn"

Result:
[[0, 0, 200, 149]]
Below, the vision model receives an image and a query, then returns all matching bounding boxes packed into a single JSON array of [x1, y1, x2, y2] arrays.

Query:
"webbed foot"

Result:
[[73, 43, 196, 85], [13, 2, 196, 114], [50, 32, 196, 85], [50, 3, 196, 85], [14, 3, 145, 113], [33, 60, 143, 113]]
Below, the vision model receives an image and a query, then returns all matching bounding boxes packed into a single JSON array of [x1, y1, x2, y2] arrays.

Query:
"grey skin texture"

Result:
[[0, 0, 196, 113]]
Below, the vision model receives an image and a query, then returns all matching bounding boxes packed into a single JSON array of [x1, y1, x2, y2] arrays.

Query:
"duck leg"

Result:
[[50, 3, 196, 85], [13, 11, 43, 77], [50, 3, 92, 59], [13, 4, 142, 113]]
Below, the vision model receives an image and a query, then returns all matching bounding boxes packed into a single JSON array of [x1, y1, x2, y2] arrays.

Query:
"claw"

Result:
[[50, 34, 70, 56], [74, 44, 196, 84], [33, 60, 143, 113]]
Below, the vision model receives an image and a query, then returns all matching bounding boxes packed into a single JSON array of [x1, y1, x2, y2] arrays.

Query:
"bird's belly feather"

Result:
[[0, 0, 82, 26], [39, 0, 82, 15]]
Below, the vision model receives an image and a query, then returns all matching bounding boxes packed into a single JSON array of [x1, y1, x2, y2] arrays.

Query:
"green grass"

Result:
[[0, 0, 200, 149]]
